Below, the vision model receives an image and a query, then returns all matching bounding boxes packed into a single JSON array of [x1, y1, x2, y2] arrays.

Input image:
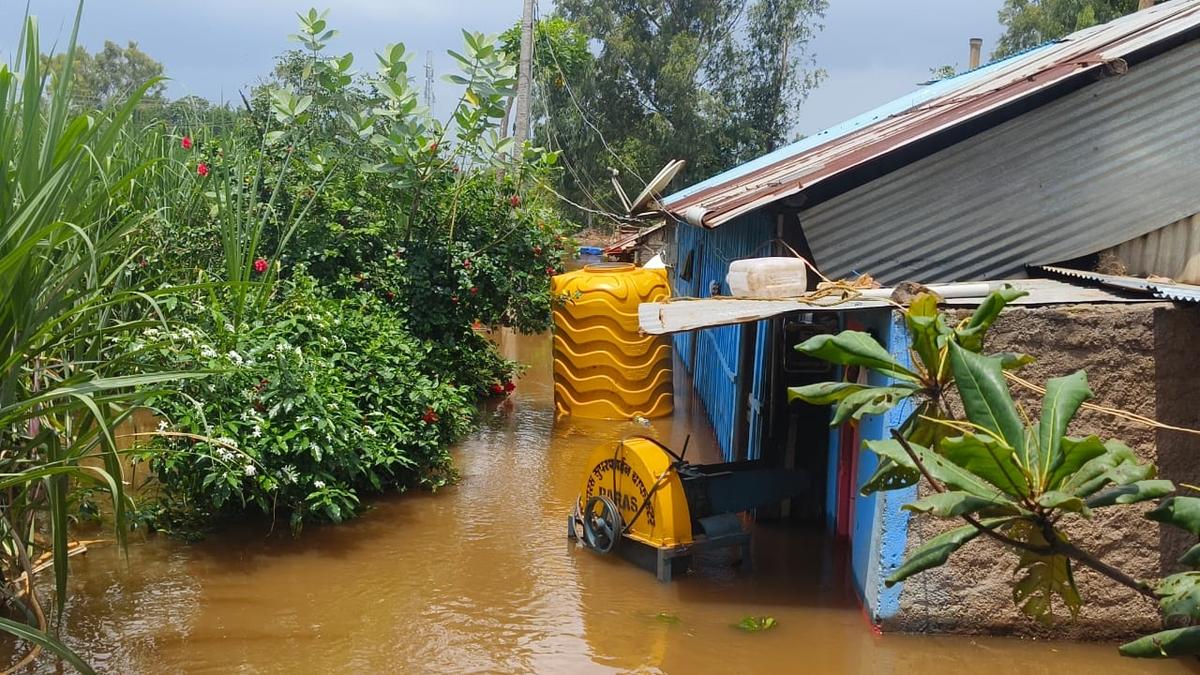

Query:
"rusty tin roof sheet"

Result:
[[661, 0, 1200, 228]]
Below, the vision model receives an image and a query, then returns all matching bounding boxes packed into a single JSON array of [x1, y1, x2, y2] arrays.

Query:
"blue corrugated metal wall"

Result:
[[671, 215, 775, 460]]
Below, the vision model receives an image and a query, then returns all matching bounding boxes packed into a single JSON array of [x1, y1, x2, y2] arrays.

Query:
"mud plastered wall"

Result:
[[890, 303, 1200, 639]]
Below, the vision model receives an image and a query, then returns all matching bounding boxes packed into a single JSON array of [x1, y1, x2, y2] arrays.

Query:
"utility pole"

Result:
[[514, 0, 534, 150], [423, 50, 436, 110]]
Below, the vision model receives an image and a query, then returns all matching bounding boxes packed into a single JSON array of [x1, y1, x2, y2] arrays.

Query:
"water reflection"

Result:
[[7, 329, 1195, 674]]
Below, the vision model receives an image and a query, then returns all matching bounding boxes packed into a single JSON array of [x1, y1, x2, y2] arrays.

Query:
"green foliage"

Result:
[[734, 616, 778, 632], [133, 278, 475, 533], [42, 39, 166, 106], [544, 1, 827, 221], [994, 0, 1139, 59], [0, 3, 201, 667], [789, 288, 1200, 658]]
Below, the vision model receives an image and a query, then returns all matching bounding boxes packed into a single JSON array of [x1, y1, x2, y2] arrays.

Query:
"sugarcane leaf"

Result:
[[0, 617, 95, 674], [795, 330, 920, 382]]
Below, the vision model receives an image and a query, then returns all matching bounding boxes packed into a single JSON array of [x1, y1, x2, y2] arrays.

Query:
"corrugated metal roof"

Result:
[[1036, 265, 1200, 303], [660, 0, 1200, 228], [602, 222, 666, 255], [1109, 213, 1200, 284], [796, 36, 1200, 284]]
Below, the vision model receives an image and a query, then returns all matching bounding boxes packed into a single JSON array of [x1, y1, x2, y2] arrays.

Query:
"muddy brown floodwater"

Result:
[[13, 330, 1200, 673]]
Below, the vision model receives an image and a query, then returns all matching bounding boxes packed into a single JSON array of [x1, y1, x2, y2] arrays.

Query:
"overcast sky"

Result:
[[8, 0, 1005, 135]]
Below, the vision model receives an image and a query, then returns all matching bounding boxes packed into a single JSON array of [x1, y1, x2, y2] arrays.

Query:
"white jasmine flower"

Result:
[[216, 436, 238, 450], [200, 345, 218, 359], [252, 424, 262, 438], [313, 480, 325, 489], [243, 464, 257, 477], [227, 350, 244, 365], [364, 425, 377, 437], [157, 420, 169, 432]]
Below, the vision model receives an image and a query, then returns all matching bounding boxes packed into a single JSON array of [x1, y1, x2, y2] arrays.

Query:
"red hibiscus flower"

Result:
[[503, 380, 516, 393], [469, 286, 478, 295], [197, 162, 209, 177], [430, 141, 438, 152], [451, 295, 459, 304], [463, 259, 472, 269], [385, 290, 396, 301], [509, 194, 521, 208], [533, 245, 542, 255], [253, 258, 268, 274], [490, 383, 504, 395], [545, 266, 555, 276], [181, 136, 193, 150], [422, 407, 439, 424]]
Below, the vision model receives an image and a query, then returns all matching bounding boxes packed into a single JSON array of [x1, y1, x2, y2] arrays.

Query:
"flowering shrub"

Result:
[[133, 276, 474, 533]]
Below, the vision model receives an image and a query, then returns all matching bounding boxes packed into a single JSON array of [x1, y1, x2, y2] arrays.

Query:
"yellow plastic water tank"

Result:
[[551, 263, 673, 419]]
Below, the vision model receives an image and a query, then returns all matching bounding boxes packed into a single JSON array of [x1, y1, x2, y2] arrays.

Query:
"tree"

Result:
[[43, 40, 166, 107], [526, 2, 826, 224], [994, 0, 1140, 59]]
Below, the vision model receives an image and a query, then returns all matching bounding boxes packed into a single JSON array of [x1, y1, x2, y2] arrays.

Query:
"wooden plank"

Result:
[[640, 278, 1156, 335], [639, 297, 891, 335]]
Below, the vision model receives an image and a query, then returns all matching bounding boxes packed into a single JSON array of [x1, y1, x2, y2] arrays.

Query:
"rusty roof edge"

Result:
[[662, 0, 1200, 229]]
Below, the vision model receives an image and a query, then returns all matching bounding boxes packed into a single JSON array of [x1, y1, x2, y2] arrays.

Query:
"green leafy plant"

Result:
[[734, 616, 778, 632], [789, 288, 1200, 657], [0, 3, 203, 669]]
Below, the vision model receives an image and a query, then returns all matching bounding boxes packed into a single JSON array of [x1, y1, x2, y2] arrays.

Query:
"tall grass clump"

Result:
[[0, 4, 199, 670]]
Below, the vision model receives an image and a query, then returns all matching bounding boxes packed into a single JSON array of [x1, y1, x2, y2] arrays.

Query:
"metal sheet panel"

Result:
[[799, 39, 1200, 284], [660, 0, 1200, 228], [670, 216, 775, 460], [1111, 213, 1200, 284]]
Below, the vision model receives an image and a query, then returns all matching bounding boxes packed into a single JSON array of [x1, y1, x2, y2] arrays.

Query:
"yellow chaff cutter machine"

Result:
[[568, 436, 810, 581]]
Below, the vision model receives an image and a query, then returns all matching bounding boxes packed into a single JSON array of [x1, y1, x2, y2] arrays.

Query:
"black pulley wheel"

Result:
[[582, 495, 622, 554]]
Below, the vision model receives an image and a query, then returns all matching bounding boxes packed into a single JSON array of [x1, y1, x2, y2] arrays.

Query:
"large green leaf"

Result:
[[1045, 435, 1107, 492], [860, 457, 920, 495], [830, 385, 917, 426], [1156, 572, 1200, 621], [904, 293, 942, 376], [947, 342, 1026, 461], [786, 381, 869, 406], [1085, 480, 1174, 509], [1147, 496, 1200, 537], [1035, 490, 1090, 516], [795, 330, 920, 382], [884, 522, 984, 587], [1180, 544, 1200, 569], [1119, 626, 1200, 658], [1061, 440, 1140, 497], [1037, 371, 1092, 488], [940, 433, 1030, 498], [955, 286, 1028, 351], [864, 438, 1000, 499], [1009, 521, 1081, 626], [902, 491, 1010, 517]]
